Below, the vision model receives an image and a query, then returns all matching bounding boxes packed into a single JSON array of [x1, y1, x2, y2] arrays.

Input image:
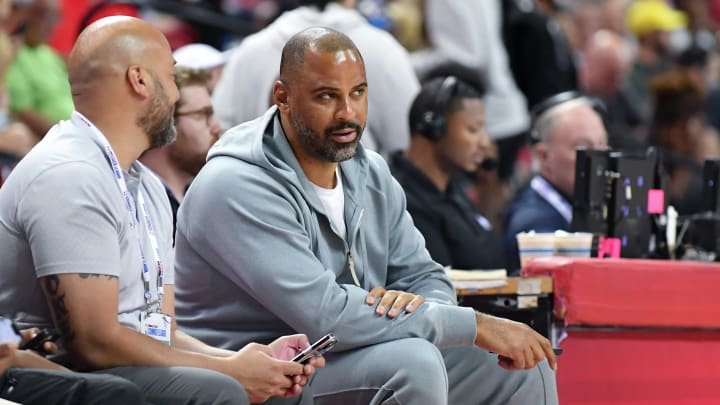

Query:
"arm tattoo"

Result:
[[78, 273, 116, 280], [44, 275, 76, 344]]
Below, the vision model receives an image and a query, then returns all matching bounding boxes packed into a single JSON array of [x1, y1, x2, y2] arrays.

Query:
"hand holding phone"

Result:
[[19, 328, 61, 352], [291, 333, 337, 364]]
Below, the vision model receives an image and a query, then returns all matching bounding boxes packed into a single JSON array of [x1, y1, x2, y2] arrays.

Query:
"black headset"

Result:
[[529, 91, 606, 143], [415, 76, 458, 141]]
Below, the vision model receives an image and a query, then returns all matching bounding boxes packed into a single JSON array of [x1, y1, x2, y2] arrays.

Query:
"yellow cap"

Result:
[[626, 0, 687, 37]]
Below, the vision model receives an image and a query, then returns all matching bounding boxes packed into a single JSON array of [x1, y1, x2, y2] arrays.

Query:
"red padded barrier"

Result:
[[523, 257, 720, 328]]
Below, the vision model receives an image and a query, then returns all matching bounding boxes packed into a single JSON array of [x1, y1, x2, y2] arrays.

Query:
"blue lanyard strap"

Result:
[[530, 175, 573, 224], [72, 112, 164, 311]]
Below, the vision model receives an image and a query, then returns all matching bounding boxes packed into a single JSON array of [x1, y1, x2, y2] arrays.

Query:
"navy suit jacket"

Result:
[[503, 184, 570, 273]]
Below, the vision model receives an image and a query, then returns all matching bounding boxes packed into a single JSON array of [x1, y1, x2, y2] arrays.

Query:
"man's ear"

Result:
[[273, 80, 289, 112], [127, 65, 150, 98], [535, 142, 550, 165]]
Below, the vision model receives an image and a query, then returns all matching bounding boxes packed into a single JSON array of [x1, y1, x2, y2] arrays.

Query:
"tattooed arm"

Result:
[[40, 272, 312, 398], [40, 273, 213, 370]]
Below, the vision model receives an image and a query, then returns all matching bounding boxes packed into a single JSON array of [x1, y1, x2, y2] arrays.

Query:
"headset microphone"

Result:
[[479, 158, 499, 171]]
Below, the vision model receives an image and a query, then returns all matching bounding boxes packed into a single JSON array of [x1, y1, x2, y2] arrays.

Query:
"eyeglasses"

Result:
[[175, 106, 214, 126]]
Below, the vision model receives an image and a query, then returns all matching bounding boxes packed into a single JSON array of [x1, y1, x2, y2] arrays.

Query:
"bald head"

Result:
[[581, 30, 631, 94], [536, 100, 608, 196], [66, 16, 179, 155], [279, 27, 363, 84], [68, 16, 171, 96]]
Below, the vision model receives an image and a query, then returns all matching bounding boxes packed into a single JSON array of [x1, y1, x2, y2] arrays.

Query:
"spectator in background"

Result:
[[579, 29, 645, 150], [600, 0, 632, 35], [624, 0, 687, 126], [383, 0, 426, 51], [0, 0, 40, 185], [390, 71, 506, 271], [504, 0, 579, 110], [560, 0, 602, 55], [6, 0, 73, 138], [650, 70, 720, 215], [173, 43, 232, 94], [413, 0, 529, 183], [504, 93, 608, 273], [671, 0, 716, 54], [47, 0, 141, 59], [141, 66, 223, 238], [213, 0, 419, 158]]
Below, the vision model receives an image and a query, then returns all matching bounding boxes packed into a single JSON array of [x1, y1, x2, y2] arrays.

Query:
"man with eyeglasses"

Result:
[[141, 66, 223, 237]]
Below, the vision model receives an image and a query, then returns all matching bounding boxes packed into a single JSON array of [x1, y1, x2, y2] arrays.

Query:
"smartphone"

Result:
[[19, 328, 60, 352], [0, 317, 22, 345], [291, 333, 338, 364]]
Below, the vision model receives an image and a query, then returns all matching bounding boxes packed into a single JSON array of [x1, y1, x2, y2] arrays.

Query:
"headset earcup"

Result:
[[417, 76, 457, 141], [418, 111, 445, 141], [430, 115, 446, 140]]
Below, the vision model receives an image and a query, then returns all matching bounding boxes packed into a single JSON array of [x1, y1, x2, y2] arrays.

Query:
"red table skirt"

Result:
[[522, 258, 720, 404], [558, 329, 720, 404]]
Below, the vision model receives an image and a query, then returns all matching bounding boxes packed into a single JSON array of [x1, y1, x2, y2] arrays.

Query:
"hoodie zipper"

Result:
[[345, 209, 364, 287]]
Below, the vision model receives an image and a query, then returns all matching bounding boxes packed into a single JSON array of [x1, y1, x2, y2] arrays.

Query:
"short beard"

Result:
[[290, 111, 363, 162], [138, 75, 177, 149], [170, 141, 206, 177]]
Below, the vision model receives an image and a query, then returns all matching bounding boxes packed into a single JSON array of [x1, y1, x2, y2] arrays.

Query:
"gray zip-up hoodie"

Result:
[[174, 107, 477, 351]]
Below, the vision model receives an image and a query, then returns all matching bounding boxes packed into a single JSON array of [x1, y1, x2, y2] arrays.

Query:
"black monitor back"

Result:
[[571, 149, 610, 235], [702, 159, 720, 213], [608, 152, 658, 258]]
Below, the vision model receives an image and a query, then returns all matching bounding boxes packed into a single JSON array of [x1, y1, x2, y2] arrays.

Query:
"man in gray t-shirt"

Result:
[[0, 16, 322, 405], [0, 115, 174, 336]]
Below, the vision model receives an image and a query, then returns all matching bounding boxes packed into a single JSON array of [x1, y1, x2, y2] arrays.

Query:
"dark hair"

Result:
[[279, 27, 359, 84], [408, 67, 485, 137], [651, 70, 704, 126], [420, 62, 486, 97], [676, 46, 708, 68]]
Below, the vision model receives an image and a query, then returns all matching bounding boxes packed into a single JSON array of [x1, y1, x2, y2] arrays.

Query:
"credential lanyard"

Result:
[[71, 112, 164, 312], [530, 175, 573, 224]]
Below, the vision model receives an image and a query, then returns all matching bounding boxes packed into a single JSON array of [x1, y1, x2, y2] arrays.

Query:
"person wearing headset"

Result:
[[503, 92, 608, 273], [390, 71, 506, 271]]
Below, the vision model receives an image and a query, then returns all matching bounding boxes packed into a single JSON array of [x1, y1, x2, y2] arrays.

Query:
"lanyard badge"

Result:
[[72, 112, 169, 334], [140, 312, 172, 345]]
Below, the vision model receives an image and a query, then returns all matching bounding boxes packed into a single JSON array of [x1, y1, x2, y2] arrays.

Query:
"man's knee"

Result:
[[376, 338, 447, 382], [100, 366, 250, 405], [313, 338, 450, 405], [510, 360, 558, 405], [443, 347, 558, 405], [79, 373, 146, 405], [167, 367, 249, 405]]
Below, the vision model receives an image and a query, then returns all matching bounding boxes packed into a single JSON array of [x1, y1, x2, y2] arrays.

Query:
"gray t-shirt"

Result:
[[0, 113, 174, 333]]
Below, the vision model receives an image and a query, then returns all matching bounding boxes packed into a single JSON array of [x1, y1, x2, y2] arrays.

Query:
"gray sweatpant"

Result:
[[97, 366, 250, 405], [100, 367, 313, 405], [287, 338, 558, 405], [1, 368, 146, 405]]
